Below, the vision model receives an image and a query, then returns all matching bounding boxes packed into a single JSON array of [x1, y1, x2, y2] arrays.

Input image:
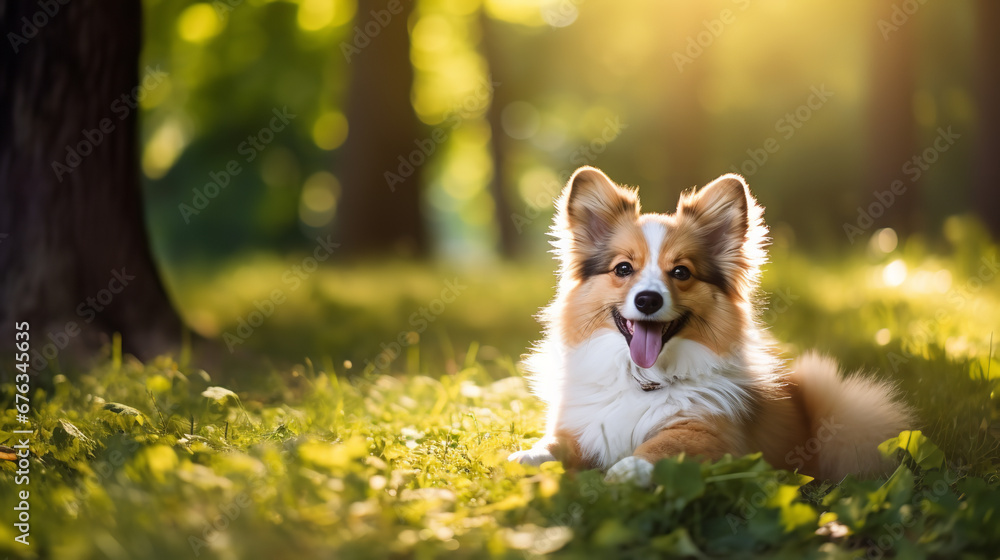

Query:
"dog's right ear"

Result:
[[558, 166, 639, 247], [553, 167, 640, 280]]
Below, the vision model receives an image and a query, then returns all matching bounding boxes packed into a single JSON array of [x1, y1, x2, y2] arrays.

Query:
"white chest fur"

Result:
[[532, 333, 751, 470]]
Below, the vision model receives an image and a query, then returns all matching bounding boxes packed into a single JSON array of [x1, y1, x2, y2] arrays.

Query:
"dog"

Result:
[[509, 166, 912, 485]]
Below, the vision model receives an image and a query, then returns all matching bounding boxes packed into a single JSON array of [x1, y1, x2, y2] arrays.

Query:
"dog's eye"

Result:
[[613, 262, 633, 277], [670, 265, 691, 280]]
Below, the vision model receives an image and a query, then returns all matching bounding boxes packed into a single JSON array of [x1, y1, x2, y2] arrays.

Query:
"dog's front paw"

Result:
[[605, 456, 654, 486], [508, 447, 557, 466]]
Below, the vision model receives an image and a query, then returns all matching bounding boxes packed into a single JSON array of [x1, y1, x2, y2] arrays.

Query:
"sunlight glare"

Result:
[[933, 269, 952, 293], [412, 15, 453, 52], [541, 0, 579, 27], [872, 228, 898, 254], [299, 172, 340, 227], [945, 336, 969, 358], [312, 111, 349, 150], [882, 259, 908, 287], [142, 119, 187, 179], [875, 328, 891, 346], [178, 4, 223, 43], [483, 0, 546, 26], [298, 0, 335, 31], [517, 166, 559, 207]]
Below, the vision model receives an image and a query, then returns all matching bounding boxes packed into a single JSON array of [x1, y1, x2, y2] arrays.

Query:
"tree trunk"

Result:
[[0, 0, 184, 369], [481, 12, 519, 258], [336, 0, 428, 257], [866, 0, 918, 238], [973, 0, 1000, 239]]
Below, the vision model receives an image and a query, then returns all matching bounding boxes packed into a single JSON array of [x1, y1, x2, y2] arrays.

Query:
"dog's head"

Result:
[[549, 166, 768, 368]]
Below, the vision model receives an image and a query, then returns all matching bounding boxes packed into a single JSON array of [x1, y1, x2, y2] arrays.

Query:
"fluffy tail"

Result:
[[789, 352, 914, 480]]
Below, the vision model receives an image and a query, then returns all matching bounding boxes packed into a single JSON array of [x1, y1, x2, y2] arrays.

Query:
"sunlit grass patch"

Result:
[[2, 248, 999, 558]]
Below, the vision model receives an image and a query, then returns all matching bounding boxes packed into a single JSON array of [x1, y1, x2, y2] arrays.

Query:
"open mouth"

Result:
[[611, 307, 690, 369]]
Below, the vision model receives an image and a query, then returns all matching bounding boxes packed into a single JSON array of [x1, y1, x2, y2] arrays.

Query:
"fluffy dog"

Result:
[[509, 166, 912, 485]]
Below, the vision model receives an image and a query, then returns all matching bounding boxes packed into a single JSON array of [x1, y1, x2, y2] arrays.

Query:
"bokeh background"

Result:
[[3, 2, 1000, 557], [135, 0, 999, 368]]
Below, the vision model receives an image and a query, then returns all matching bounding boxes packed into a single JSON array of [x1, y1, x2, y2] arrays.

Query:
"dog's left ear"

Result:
[[681, 174, 753, 243], [678, 174, 767, 293]]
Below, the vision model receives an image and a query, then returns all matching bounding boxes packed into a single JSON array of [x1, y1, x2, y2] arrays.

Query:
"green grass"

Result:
[[2, 239, 1000, 558]]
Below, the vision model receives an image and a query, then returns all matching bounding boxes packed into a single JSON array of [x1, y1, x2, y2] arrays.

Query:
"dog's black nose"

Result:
[[634, 291, 663, 315]]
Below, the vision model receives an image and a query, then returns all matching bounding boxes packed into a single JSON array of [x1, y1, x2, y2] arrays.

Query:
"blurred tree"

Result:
[[866, 0, 919, 238], [336, 0, 428, 256], [974, 0, 1000, 239], [0, 0, 184, 363], [481, 13, 519, 257], [659, 7, 709, 195]]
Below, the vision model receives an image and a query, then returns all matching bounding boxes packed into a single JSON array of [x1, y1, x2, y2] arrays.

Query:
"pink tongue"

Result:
[[629, 321, 663, 369]]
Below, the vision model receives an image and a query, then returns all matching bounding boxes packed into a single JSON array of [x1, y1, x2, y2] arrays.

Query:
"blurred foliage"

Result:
[[138, 0, 983, 264], [3, 237, 999, 558], [159, 216, 1000, 371], [5, 1, 995, 557]]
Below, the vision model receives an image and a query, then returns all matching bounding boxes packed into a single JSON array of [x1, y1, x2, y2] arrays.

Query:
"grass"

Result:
[[2, 232, 999, 558]]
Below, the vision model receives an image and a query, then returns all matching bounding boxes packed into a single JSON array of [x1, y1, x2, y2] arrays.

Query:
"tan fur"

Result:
[[552, 173, 762, 356], [559, 220, 649, 346], [529, 166, 913, 481], [745, 382, 820, 475], [634, 417, 747, 463], [553, 430, 589, 470], [605, 360, 911, 481], [784, 353, 914, 479]]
